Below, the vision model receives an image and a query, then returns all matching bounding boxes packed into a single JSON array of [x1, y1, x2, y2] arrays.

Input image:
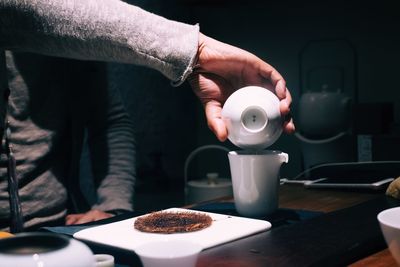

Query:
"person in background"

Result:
[[2, 53, 136, 231], [0, 0, 294, 233]]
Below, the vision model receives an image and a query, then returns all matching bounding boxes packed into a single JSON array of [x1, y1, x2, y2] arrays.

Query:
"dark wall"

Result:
[[107, 1, 201, 192], [184, 0, 400, 176], [109, 1, 400, 191]]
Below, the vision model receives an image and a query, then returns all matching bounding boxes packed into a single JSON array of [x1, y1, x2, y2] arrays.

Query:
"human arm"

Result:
[[66, 93, 136, 225], [0, 0, 293, 143], [65, 63, 136, 225], [0, 0, 198, 85], [85, 86, 136, 222]]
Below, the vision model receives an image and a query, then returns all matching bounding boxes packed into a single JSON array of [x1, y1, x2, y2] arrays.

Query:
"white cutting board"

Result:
[[73, 208, 271, 250]]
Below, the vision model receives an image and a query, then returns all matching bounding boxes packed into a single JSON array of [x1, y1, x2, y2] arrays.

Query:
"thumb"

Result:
[[204, 101, 228, 142]]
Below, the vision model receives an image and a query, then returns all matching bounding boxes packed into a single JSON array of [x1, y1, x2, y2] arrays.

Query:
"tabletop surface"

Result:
[[45, 183, 400, 267], [193, 184, 399, 267]]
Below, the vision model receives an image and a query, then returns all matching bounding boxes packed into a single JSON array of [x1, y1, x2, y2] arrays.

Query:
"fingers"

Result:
[[243, 56, 296, 135], [279, 88, 292, 116], [278, 89, 295, 133], [259, 62, 286, 99], [283, 116, 295, 133], [65, 214, 81, 225], [275, 79, 287, 99], [65, 210, 113, 225]]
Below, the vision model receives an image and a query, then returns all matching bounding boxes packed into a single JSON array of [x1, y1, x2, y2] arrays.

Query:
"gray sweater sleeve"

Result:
[[87, 76, 136, 213], [0, 0, 199, 84]]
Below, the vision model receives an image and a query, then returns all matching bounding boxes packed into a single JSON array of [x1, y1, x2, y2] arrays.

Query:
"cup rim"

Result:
[[377, 206, 400, 229], [228, 150, 283, 155], [0, 232, 70, 255]]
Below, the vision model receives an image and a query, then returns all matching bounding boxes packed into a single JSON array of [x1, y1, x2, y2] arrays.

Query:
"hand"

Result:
[[188, 33, 295, 142], [65, 209, 113, 225]]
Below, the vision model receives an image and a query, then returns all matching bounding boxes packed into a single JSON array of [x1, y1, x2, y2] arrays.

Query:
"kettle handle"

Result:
[[184, 145, 230, 194], [294, 131, 347, 144]]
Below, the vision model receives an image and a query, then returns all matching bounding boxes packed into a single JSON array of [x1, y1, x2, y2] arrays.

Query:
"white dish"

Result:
[[377, 206, 400, 265], [73, 208, 271, 251], [221, 86, 282, 150]]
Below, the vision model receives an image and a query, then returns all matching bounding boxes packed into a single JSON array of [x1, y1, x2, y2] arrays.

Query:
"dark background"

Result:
[[100, 0, 400, 211]]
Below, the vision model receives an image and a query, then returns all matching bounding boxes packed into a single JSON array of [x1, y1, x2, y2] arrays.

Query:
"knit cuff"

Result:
[[170, 24, 200, 87]]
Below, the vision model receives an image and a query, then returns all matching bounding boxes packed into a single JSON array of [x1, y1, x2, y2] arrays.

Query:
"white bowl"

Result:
[[222, 86, 282, 150], [135, 240, 202, 267], [377, 207, 400, 265]]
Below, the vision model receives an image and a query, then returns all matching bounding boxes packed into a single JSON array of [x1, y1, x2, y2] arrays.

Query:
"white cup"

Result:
[[135, 240, 202, 267], [228, 150, 288, 217], [94, 254, 114, 267], [377, 207, 400, 265]]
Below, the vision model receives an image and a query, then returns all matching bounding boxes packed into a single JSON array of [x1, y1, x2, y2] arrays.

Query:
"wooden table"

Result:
[[194, 184, 398, 267], [280, 185, 397, 267], [73, 183, 398, 267]]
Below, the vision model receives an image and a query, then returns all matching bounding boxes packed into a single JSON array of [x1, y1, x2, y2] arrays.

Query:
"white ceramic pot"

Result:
[[186, 176, 233, 204], [377, 207, 400, 265], [222, 86, 282, 150], [0, 232, 95, 267], [183, 145, 233, 205]]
